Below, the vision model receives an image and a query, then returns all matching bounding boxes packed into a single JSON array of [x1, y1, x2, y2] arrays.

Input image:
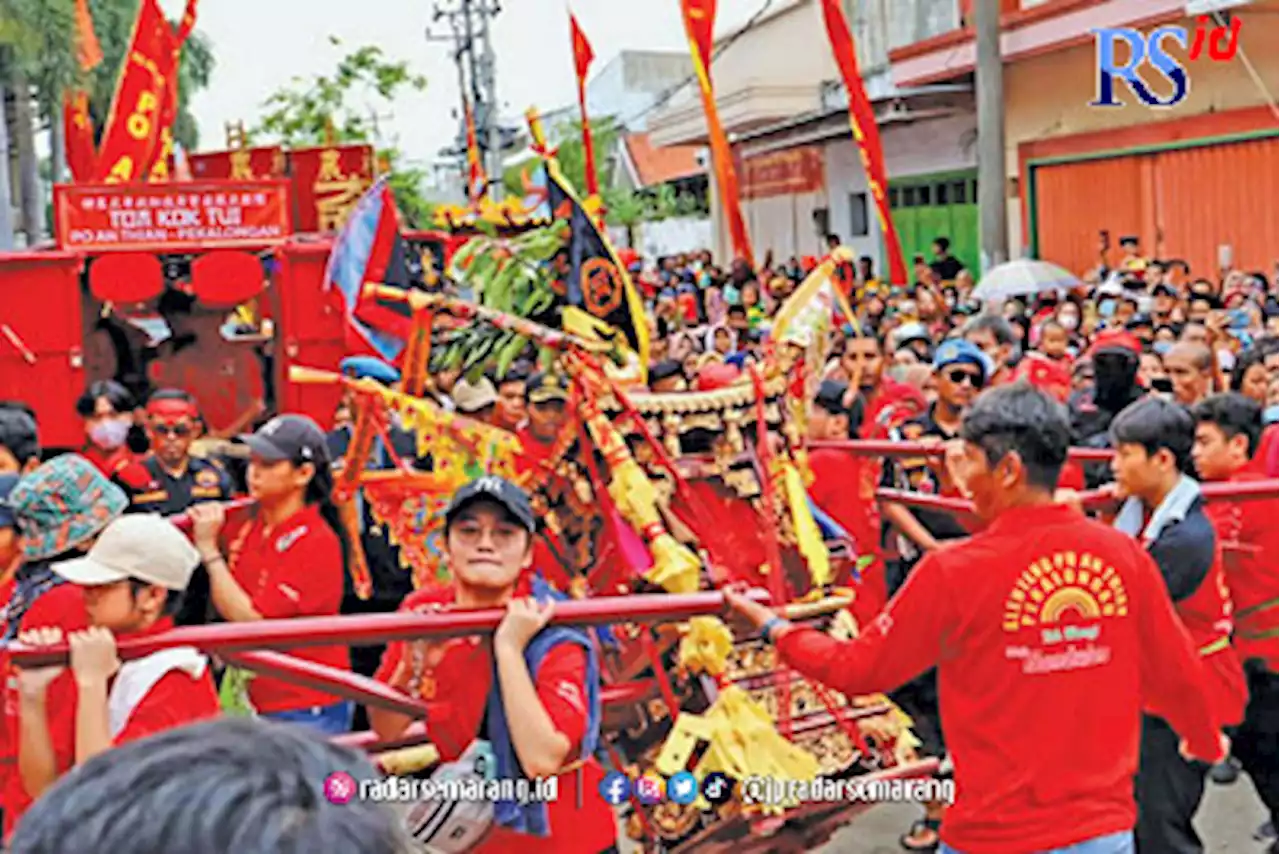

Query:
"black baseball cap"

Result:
[[445, 475, 536, 533], [1152, 283, 1178, 298], [650, 360, 684, 383], [237, 415, 331, 464], [814, 380, 850, 415]]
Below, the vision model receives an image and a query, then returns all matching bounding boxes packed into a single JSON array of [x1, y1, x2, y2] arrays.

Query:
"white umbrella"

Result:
[[971, 259, 1081, 302]]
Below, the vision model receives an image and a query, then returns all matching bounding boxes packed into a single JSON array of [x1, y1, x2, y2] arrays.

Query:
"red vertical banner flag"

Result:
[[818, 0, 907, 287], [569, 11, 598, 196], [148, 0, 199, 182], [64, 0, 104, 182], [94, 0, 179, 183], [679, 0, 754, 268], [464, 98, 488, 205]]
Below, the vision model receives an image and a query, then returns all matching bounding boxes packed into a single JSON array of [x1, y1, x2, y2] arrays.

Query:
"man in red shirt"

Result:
[[2, 454, 128, 838], [1190, 393, 1278, 838], [725, 383, 1226, 854], [1109, 398, 1246, 854], [14, 514, 218, 823], [368, 476, 616, 854], [515, 372, 569, 479]]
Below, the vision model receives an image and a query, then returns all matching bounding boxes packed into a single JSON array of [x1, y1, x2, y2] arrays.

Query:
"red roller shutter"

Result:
[[1034, 155, 1154, 277], [1153, 136, 1278, 279]]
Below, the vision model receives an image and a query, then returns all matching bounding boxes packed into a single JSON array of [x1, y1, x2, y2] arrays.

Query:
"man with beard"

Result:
[[1070, 329, 1147, 486]]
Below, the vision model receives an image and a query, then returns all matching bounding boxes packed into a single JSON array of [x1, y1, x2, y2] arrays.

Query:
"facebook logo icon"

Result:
[[1091, 26, 1189, 108], [598, 771, 632, 806]]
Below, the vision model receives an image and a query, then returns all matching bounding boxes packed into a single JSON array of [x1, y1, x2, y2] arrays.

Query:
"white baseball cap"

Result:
[[53, 514, 200, 591]]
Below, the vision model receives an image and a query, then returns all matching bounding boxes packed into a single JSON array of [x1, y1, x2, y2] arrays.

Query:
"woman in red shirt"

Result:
[[369, 476, 616, 854], [189, 415, 353, 734], [75, 381, 144, 485]]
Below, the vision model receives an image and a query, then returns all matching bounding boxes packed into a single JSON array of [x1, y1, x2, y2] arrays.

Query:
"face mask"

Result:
[[1264, 404, 1279, 426], [1098, 300, 1116, 318], [89, 418, 130, 450], [1152, 340, 1173, 356], [1059, 314, 1079, 331]]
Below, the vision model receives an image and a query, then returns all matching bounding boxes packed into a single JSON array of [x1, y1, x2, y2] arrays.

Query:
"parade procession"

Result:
[[0, 0, 1277, 852]]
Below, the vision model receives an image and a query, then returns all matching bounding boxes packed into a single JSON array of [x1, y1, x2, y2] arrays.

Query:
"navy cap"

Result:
[[445, 475, 536, 533], [237, 415, 331, 465], [650, 360, 684, 382], [340, 356, 400, 385], [933, 338, 993, 383], [0, 473, 20, 528]]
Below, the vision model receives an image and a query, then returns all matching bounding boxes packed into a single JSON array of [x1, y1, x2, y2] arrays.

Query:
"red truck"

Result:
[[0, 177, 459, 451]]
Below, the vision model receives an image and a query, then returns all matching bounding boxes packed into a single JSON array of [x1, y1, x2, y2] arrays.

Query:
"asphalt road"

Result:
[[817, 774, 1271, 853]]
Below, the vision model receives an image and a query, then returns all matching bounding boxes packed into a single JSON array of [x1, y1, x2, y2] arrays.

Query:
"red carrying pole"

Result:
[[223, 650, 431, 718], [810, 440, 1115, 462], [8, 589, 771, 669]]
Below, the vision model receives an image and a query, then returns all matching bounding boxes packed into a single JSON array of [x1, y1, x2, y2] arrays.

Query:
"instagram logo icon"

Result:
[[634, 773, 665, 805]]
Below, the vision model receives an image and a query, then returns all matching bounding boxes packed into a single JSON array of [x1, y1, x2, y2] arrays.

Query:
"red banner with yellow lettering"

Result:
[[94, 0, 180, 183], [818, 0, 907, 286], [679, 0, 753, 268]]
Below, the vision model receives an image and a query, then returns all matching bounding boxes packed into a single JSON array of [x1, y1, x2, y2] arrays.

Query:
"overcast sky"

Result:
[[181, 0, 763, 169]]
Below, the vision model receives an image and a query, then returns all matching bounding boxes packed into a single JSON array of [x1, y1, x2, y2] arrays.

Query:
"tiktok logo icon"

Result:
[[701, 771, 736, 806]]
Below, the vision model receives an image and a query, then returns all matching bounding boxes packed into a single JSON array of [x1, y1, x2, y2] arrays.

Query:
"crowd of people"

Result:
[[0, 231, 1273, 854]]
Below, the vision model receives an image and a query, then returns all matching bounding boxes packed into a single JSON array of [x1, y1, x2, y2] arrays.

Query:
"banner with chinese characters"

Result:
[[189, 146, 287, 180], [289, 144, 377, 232], [53, 180, 293, 252], [741, 147, 826, 200]]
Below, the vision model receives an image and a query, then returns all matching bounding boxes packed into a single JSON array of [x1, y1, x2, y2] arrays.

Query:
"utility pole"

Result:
[[975, 0, 1008, 270], [473, 1, 503, 200], [428, 0, 504, 201]]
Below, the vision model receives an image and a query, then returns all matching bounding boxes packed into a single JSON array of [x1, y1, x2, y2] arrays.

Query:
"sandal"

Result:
[[900, 817, 941, 852]]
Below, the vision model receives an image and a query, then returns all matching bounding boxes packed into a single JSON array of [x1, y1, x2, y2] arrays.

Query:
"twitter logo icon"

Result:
[[667, 771, 698, 805]]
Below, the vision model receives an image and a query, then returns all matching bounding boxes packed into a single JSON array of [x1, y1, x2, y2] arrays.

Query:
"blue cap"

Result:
[[340, 356, 401, 385], [933, 338, 993, 382], [0, 473, 20, 528]]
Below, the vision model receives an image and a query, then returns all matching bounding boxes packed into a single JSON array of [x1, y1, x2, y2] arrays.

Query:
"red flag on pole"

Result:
[[74, 0, 104, 71], [679, 0, 754, 268], [463, 98, 488, 204], [569, 11, 599, 196], [818, 0, 908, 287], [148, 0, 200, 182], [64, 0, 104, 181]]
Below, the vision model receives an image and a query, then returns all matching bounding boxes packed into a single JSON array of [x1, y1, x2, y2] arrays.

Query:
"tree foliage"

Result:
[[0, 0, 214, 149], [501, 115, 707, 230], [250, 36, 433, 227]]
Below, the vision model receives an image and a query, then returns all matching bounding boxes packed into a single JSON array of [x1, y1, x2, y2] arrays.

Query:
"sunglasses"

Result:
[[152, 423, 193, 438], [945, 368, 985, 388]]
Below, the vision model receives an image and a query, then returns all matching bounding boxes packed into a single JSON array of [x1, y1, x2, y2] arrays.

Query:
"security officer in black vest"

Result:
[[125, 389, 234, 626], [327, 357, 425, 727]]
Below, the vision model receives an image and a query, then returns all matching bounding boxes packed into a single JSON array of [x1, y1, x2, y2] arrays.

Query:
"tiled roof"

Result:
[[622, 132, 704, 187]]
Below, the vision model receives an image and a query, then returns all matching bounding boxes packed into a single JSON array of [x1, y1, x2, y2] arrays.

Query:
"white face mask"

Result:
[[89, 418, 130, 450], [1059, 314, 1079, 330]]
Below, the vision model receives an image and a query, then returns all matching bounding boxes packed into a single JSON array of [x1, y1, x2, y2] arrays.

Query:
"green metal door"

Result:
[[886, 171, 979, 280]]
